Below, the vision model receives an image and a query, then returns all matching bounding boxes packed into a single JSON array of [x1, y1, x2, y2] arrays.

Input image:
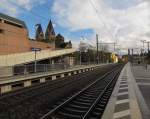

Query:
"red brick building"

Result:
[[0, 13, 31, 54], [0, 13, 71, 55]]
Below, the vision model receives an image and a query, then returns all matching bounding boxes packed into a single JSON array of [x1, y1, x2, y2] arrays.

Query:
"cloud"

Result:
[[0, 0, 47, 16], [1, 0, 150, 54], [52, 0, 150, 53]]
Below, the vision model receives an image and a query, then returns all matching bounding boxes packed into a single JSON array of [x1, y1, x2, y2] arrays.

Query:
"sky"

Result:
[[0, 0, 150, 54]]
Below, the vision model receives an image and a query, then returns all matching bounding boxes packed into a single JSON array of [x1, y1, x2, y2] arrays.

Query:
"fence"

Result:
[[13, 63, 71, 75], [0, 62, 100, 78]]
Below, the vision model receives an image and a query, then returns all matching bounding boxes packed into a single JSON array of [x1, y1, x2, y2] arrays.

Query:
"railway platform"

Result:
[[0, 64, 109, 94], [102, 63, 150, 119]]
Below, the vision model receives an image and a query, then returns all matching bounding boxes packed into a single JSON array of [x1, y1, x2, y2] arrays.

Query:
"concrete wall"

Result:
[[0, 66, 13, 77], [0, 48, 76, 66]]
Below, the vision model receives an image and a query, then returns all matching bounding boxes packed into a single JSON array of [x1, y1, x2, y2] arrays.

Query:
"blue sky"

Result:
[[0, 0, 94, 44], [0, 0, 150, 53], [8, 1, 93, 40], [0, 0, 93, 44]]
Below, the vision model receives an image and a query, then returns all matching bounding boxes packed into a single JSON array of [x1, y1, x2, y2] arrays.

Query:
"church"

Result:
[[35, 20, 72, 49]]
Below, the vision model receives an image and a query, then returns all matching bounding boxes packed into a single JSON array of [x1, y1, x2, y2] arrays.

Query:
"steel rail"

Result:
[[40, 66, 122, 119], [0, 65, 116, 119], [83, 69, 120, 118]]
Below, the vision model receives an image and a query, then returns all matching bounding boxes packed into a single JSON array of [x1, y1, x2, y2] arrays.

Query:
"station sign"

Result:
[[31, 48, 41, 51]]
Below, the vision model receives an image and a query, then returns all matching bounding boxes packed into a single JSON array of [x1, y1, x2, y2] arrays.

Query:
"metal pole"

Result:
[[96, 34, 99, 64], [147, 42, 150, 53], [114, 43, 116, 52], [141, 40, 146, 63], [80, 51, 81, 65], [143, 41, 144, 54], [87, 48, 90, 65], [94, 50, 96, 64], [143, 41, 145, 64], [132, 49, 133, 64], [132, 49, 133, 56], [101, 45, 104, 63], [34, 50, 37, 73]]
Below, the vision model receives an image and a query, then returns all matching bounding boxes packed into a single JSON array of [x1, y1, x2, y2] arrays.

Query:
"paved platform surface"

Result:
[[132, 65, 150, 119], [102, 63, 150, 119]]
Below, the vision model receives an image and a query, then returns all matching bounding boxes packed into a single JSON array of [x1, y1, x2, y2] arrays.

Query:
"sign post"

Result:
[[31, 48, 41, 73]]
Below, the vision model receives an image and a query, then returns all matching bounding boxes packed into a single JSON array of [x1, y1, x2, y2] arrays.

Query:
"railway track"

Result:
[[40, 66, 122, 119], [0, 64, 122, 119]]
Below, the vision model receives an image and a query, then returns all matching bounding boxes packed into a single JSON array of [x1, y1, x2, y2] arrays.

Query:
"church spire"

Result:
[[35, 24, 44, 42], [45, 20, 55, 41]]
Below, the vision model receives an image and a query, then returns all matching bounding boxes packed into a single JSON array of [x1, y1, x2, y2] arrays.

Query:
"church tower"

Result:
[[35, 24, 44, 42], [45, 20, 56, 42]]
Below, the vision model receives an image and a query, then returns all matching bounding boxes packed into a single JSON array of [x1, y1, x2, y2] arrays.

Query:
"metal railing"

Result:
[[0, 62, 107, 78], [13, 63, 72, 75], [13, 62, 101, 75]]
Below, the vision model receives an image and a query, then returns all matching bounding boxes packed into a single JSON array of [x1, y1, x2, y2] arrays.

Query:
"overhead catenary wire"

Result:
[[89, 0, 117, 43]]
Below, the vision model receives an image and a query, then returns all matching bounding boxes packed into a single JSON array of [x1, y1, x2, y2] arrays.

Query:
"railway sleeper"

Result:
[[68, 104, 89, 110], [82, 93, 100, 98], [72, 100, 92, 106], [89, 88, 103, 92], [57, 111, 81, 119], [92, 111, 102, 117], [99, 100, 107, 104], [78, 96, 96, 100], [97, 103, 105, 108], [94, 107, 103, 112], [63, 107, 87, 115], [85, 90, 103, 93], [75, 98, 94, 103]]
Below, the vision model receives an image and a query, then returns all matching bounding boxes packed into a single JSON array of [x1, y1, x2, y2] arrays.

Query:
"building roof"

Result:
[[0, 12, 27, 28]]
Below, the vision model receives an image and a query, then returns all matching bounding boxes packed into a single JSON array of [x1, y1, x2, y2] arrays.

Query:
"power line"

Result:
[[89, 0, 116, 42], [89, 0, 114, 40]]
